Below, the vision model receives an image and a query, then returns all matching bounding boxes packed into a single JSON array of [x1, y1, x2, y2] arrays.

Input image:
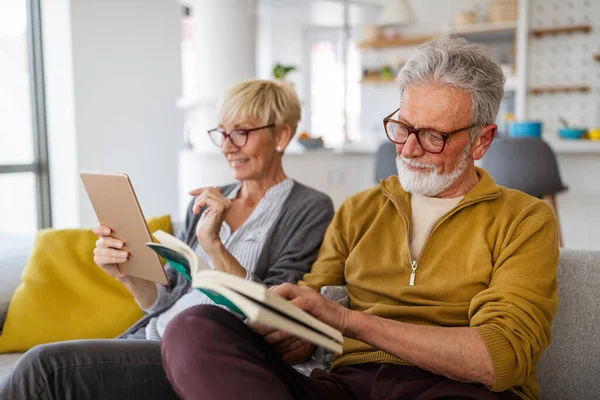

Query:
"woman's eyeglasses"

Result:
[[383, 108, 474, 154], [208, 124, 275, 148]]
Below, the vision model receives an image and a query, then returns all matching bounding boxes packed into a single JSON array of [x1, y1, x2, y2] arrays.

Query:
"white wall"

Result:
[[42, 0, 183, 228]]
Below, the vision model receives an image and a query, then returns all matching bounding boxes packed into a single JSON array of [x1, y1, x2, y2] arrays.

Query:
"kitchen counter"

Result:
[[178, 139, 600, 251], [178, 148, 377, 220]]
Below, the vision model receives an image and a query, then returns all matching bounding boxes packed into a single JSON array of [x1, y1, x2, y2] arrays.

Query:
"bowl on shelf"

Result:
[[508, 121, 542, 138], [297, 137, 324, 150], [559, 127, 587, 140]]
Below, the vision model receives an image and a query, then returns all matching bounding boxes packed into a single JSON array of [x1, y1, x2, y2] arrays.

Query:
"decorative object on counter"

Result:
[[487, 0, 518, 23], [588, 128, 600, 141], [559, 128, 587, 140], [481, 137, 567, 246], [377, 0, 414, 27], [272, 63, 297, 80], [530, 24, 591, 38], [508, 121, 542, 138], [297, 132, 325, 150], [556, 117, 588, 140]]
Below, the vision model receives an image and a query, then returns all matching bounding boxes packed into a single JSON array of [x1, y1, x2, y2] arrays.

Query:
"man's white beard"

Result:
[[395, 148, 471, 197]]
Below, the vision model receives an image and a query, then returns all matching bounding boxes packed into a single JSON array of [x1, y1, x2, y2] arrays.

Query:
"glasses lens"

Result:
[[418, 130, 445, 153], [386, 121, 408, 143], [230, 130, 248, 147], [208, 130, 224, 147]]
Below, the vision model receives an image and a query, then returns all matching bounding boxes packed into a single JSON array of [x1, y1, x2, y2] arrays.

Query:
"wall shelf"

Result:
[[360, 76, 396, 84], [357, 34, 437, 49], [529, 85, 590, 95], [361, 75, 519, 92], [448, 21, 517, 37], [530, 24, 591, 38], [357, 21, 518, 50]]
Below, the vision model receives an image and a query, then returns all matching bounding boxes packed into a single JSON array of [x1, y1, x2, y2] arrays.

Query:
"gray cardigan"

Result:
[[120, 180, 334, 339]]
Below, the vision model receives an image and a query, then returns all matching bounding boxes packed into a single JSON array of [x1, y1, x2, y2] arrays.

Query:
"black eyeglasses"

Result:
[[208, 124, 275, 148], [383, 108, 475, 154]]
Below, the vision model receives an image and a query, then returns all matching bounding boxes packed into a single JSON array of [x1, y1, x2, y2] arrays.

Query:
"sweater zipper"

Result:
[[409, 260, 418, 286], [386, 191, 501, 286], [385, 195, 418, 285]]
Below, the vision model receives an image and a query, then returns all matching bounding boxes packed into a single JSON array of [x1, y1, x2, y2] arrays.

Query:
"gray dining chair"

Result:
[[374, 141, 398, 182], [481, 137, 567, 246]]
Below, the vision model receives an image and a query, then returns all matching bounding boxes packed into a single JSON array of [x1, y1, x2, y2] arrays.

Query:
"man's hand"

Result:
[[247, 283, 351, 364], [272, 284, 351, 333]]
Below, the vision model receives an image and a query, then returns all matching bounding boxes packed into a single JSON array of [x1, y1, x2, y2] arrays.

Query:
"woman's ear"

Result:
[[274, 124, 293, 152]]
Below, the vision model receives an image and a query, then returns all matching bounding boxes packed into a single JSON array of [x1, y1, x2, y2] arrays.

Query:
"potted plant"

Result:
[[272, 63, 297, 82]]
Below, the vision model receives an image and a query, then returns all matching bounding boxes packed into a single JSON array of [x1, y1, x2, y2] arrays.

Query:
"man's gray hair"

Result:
[[396, 37, 505, 139]]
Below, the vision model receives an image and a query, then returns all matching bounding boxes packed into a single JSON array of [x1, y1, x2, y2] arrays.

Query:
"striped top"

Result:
[[145, 178, 295, 340]]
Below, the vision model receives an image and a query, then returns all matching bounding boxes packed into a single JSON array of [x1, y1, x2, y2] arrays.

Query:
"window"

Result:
[[0, 0, 50, 235], [306, 30, 361, 147]]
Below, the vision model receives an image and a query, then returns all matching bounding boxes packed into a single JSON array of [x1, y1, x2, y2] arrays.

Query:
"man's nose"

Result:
[[401, 133, 425, 158]]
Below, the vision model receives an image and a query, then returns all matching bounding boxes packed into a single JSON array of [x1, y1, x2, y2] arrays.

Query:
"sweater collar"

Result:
[[380, 167, 502, 215]]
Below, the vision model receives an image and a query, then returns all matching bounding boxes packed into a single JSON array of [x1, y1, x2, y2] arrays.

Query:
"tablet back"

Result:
[[80, 171, 169, 285]]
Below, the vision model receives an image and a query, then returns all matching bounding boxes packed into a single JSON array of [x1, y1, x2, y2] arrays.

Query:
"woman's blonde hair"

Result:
[[218, 79, 302, 138]]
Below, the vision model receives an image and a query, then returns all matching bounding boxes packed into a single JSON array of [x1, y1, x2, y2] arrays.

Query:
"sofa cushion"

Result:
[[0, 215, 172, 353], [537, 249, 600, 399]]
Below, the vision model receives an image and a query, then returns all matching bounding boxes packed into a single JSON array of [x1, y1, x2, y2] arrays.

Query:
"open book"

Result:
[[146, 230, 344, 354]]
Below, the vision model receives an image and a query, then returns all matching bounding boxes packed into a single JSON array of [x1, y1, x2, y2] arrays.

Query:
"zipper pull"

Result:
[[409, 260, 418, 286]]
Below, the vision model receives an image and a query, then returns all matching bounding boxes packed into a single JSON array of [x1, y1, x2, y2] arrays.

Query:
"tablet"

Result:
[[80, 171, 169, 285]]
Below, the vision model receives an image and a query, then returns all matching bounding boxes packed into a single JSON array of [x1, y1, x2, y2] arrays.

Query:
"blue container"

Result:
[[508, 121, 543, 138], [559, 128, 587, 140]]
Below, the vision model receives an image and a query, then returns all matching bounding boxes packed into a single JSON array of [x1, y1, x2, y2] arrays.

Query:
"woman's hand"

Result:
[[92, 225, 159, 308], [92, 225, 129, 279], [189, 187, 232, 255]]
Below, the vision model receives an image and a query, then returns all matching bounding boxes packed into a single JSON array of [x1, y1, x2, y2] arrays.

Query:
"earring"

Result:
[[276, 146, 283, 152]]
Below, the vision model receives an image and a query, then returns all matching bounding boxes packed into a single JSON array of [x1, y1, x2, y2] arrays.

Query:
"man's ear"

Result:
[[472, 124, 497, 161], [275, 124, 293, 151]]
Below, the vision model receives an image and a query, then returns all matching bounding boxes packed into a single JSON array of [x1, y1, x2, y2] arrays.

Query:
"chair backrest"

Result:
[[480, 138, 567, 198], [537, 249, 600, 399], [374, 141, 397, 182]]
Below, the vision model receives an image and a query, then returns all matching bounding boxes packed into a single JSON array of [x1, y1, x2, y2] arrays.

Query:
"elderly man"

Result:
[[161, 38, 558, 400]]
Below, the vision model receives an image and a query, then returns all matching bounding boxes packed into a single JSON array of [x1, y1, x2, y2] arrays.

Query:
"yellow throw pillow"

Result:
[[0, 215, 172, 353]]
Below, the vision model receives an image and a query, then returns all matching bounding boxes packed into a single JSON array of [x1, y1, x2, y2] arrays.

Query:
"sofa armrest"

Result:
[[0, 234, 34, 331]]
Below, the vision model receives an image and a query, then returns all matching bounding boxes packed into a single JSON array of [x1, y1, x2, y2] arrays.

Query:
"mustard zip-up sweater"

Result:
[[299, 168, 559, 400]]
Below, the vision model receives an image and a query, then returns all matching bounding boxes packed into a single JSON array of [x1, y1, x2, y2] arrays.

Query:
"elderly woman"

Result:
[[0, 80, 334, 399]]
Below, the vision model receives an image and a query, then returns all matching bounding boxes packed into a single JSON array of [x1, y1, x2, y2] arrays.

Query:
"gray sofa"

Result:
[[0, 233, 34, 378], [1, 247, 599, 398]]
